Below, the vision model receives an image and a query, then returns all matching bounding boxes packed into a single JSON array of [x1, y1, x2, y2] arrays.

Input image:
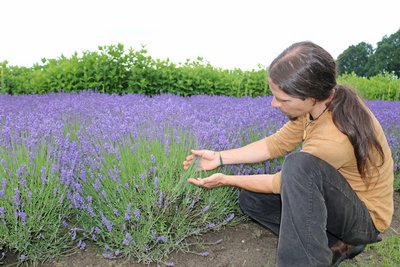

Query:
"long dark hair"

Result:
[[269, 41, 384, 185]]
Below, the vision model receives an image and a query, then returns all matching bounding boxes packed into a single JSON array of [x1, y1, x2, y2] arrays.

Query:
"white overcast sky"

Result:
[[1, 0, 399, 70]]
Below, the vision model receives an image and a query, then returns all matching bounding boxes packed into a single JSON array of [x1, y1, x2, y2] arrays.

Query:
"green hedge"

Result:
[[338, 72, 400, 100], [1, 44, 399, 100], [0, 44, 268, 97]]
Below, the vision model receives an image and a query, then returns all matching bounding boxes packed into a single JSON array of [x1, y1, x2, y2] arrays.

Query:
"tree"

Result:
[[337, 42, 373, 77], [367, 28, 400, 77]]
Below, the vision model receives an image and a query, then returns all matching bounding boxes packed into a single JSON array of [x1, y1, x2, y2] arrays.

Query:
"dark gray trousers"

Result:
[[239, 152, 380, 267]]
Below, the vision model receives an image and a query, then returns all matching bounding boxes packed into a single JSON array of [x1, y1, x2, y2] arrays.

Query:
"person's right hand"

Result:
[[183, 149, 221, 171]]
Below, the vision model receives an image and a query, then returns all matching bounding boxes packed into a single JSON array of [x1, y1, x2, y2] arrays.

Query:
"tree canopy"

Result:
[[337, 28, 400, 77]]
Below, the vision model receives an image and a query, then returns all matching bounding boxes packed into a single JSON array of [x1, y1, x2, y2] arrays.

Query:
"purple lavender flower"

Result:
[[156, 236, 167, 242], [113, 209, 119, 216], [0, 159, 7, 170], [13, 188, 21, 206], [158, 191, 163, 208], [124, 203, 132, 221], [154, 176, 159, 192], [87, 205, 95, 217], [71, 229, 77, 241], [16, 165, 26, 178], [93, 179, 101, 192], [73, 181, 83, 193], [101, 190, 108, 200], [122, 232, 132, 246], [189, 200, 195, 209], [80, 168, 86, 181], [77, 239, 86, 250], [102, 252, 114, 259], [205, 223, 216, 229], [73, 192, 85, 209], [139, 173, 144, 180], [164, 261, 175, 266], [41, 166, 47, 184], [201, 205, 209, 213], [197, 251, 209, 257], [0, 207, 5, 218], [109, 166, 120, 181], [18, 178, 26, 187], [224, 213, 235, 223], [59, 194, 65, 204], [100, 211, 112, 232], [51, 164, 57, 174], [134, 208, 141, 220]]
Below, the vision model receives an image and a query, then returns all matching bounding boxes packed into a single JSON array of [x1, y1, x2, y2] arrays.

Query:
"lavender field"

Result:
[[0, 92, 399, 265]]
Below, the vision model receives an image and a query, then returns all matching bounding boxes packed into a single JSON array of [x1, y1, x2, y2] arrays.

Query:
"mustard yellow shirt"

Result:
[[266, 110, 394, 232]]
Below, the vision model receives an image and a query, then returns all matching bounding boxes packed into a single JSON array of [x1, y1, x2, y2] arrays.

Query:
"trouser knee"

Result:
[[281, 151, 322, 186], [238, 189, 252, 214]]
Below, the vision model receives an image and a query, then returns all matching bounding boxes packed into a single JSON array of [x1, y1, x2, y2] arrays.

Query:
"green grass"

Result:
[[340, 235, 400, 266]]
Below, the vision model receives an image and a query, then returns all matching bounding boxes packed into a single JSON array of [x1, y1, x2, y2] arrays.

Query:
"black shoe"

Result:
[[331, 241, 366, 267]]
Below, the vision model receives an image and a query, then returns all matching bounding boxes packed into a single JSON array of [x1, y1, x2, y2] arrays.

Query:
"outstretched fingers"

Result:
[[187, 178, 204, 187], [183, 154, 195, 169]]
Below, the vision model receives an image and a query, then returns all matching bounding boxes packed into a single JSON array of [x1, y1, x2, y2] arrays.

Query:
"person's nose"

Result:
[[271, 96, 280, 108]]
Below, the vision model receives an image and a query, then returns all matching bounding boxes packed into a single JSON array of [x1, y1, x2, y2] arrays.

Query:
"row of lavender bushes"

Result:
[[1, 44, 399, 100], [0, 92, 289, 265]]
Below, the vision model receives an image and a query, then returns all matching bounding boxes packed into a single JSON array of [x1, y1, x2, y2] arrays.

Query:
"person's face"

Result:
[[268, 78, 315, 120]]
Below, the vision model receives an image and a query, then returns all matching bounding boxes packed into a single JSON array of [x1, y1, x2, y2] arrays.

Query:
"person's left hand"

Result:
[[187, 173, 225, 189]]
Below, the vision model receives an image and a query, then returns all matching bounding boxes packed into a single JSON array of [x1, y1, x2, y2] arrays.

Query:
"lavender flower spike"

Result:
[[134, 208, 141, 219], [100, 211, 113, 232], [13, 188, 21, 206]]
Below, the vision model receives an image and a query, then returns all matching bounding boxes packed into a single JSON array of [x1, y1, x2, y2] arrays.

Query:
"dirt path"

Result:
[[3, 191, 399, 267]]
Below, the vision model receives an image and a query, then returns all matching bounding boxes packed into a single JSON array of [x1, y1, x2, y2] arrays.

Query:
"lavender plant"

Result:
[[71, 132, 238, 263], [0, 141, 73, 263]]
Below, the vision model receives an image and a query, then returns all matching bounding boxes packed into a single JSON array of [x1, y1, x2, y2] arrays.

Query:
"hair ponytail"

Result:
[[329, 84, 384, 185]]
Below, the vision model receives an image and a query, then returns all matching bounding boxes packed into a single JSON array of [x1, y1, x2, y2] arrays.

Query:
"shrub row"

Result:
[[338, 72, 400, 100], [0, 44, 399, 99], [0, 44, 268, 97]]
